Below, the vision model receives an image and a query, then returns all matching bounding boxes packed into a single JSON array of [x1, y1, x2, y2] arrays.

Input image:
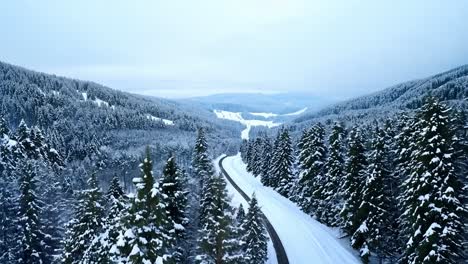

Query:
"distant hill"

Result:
[[293, 64, 468, 127], [0, 61, 241, 186], [184, 92, 336, 114]]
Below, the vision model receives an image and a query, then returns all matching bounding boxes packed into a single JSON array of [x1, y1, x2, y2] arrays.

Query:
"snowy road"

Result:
[[221, 154, 360, 264]]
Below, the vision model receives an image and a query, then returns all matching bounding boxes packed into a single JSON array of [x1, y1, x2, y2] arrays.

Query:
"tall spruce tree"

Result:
[[82, 175, 127, 263], [241, 193, 268, 264], [62, 172, 105, 264], [160, 155, 189, 262], [400, 98, 467, 264], [17, 161, 48, 264], [259, 136, 272, 187], [322, 123, 345, 226], [116, 148, 173, 263], [307, 123, 327, 219], [351, 128, 393, 263], [193, 128, 214, 186], [197, 175, 242, 264], [270, 128, 294, 197], [340, 127, 367, 236]]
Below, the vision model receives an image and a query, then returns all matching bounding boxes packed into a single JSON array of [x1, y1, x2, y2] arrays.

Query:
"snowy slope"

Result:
[[221, 154, 360, 264], [213, 110, 280, 139]]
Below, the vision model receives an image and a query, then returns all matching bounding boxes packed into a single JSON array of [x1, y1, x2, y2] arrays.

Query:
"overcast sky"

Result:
[[1, 1, 467, 99]]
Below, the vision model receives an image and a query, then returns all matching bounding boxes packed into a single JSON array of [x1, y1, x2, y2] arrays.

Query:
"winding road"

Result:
[[219, 156, 289, 264], [219, 154, 360, 264]]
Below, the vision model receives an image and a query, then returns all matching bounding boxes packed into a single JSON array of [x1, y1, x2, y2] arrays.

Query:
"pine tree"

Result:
[[192, 128, 214, 185], [0, 187, 19, 263], [160, 155, 189, 262], [259, 137, 272, 187], [270, 128, 294, 197], [82, 175, 127, 263], [62, 172, 105, 264], [400, 98, 467, 264], [197, 175, 242, 264], [340, 127, 367, 236], [322, 123, 345, 226], [300, 123, 327, 217], [236, 204, 246, 225], [351, 128, 392, 263], [241, 193, 268, 264], [251, 137, 264, 177], [116, 148, 172, 263], [17, 161, 47, 264]]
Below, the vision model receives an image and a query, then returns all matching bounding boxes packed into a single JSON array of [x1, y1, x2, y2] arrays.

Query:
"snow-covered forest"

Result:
[[241, 98, 468, 263], [0, 59, 467, 264]]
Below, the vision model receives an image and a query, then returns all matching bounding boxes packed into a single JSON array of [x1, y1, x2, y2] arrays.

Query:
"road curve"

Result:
[[219, 156, 289, 264]]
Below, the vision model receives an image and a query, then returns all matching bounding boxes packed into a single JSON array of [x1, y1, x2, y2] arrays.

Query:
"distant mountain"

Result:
[[293, 64, 468, 127], [184, 92, 336, 115]]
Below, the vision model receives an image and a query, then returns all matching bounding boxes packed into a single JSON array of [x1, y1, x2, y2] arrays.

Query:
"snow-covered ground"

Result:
[[250, 107, 308, 118], [221, 154, 360, 264], [146, 114, 175, 126], [213, 110, 280, 140], [213, 155, 278, 264]]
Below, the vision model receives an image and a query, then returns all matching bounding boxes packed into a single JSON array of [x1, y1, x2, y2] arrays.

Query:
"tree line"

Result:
[[0, 120, 269, 263], [241, 98, 467, 263]]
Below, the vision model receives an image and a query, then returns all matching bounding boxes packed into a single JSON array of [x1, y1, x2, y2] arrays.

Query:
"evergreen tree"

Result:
[[259, 137, 272, 187], [197, 175, 241, 264], [192, 128, 214, 185], [17, 161, 47, 264], [241, 193, 268, 264], [400, 98, 467, 264], [322, 123, 345, 226], [302, 123, 327, 218], [351, 128, 392, 263], [82, 175, 127, 263], [251, 137, 264, 177], [270, 128, 294, 197], [116, 148, 172, 263], [62, 172, 105, 264], [0, 187, 19, 263], [160, 155, 189, 262], [340, 127, 367, 236], [236, 204, 246, 225]]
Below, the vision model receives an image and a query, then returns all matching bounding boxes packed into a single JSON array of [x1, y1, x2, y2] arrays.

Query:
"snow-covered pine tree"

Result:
[[241, 193, 268, 264], [307, 123, 327, 219], [322, 122, 345, 226], [17, 161, 48, 264], [240, 139, 248, 162], [236, 204, 246, 225], [351, 127, 393, 263], [400, 98, 467, 264], [116, 148, 173, 264], [192, 128, 214, 185], [0, 187, 19, 263], [0, 117, 9, 136], [340, 127, 367, 236], [295, 127, 313, 206], [252, 137, 264, 177], [82, 174, 127, 263], [160, 155, 189, 262], [270, 128, 294, 197], [259, 136, 272, 187], [62, 172, 105, 264], [246, 139, 255, 173], [197, 175, 242, 264]]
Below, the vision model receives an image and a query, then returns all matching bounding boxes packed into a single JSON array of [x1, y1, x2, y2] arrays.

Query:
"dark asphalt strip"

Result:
[[218, 156, 289, 264]]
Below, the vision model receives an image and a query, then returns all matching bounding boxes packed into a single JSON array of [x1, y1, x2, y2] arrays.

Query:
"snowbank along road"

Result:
[[221, 154, 360, 264], [219, 156, 289, 264]]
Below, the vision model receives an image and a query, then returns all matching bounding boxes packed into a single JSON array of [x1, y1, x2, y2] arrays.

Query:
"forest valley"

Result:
[[0, 97, 467, 264]]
